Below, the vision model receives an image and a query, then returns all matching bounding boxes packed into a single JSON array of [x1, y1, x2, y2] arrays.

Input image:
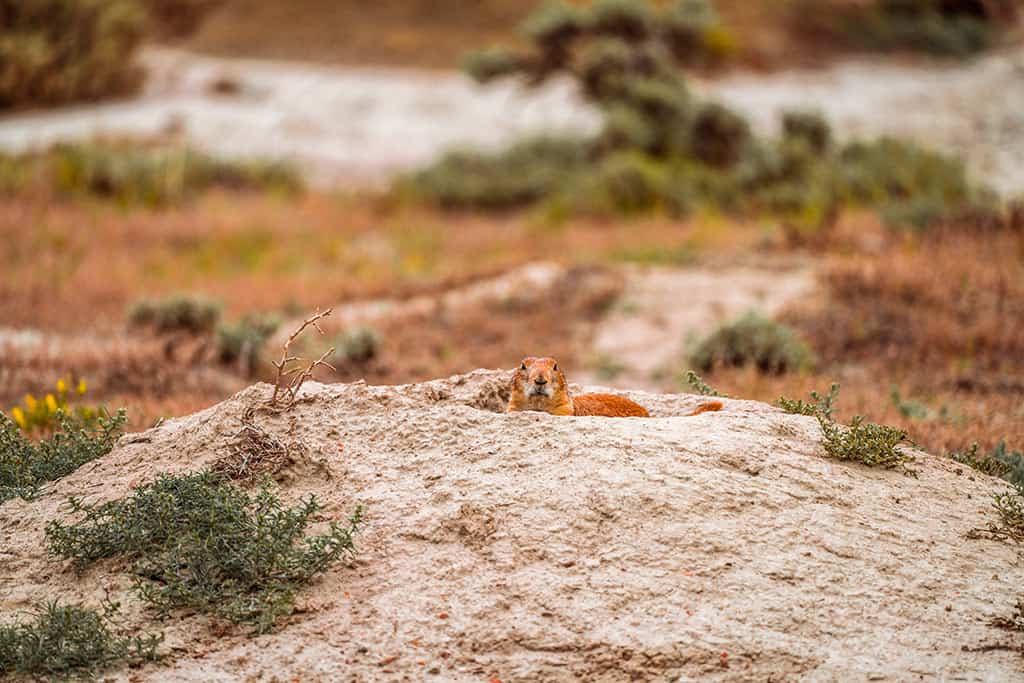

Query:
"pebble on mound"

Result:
[[1, 370, 1020, 681]]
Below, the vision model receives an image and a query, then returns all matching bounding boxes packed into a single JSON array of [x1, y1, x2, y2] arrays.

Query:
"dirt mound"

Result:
[[2, 371, 1020, 680]]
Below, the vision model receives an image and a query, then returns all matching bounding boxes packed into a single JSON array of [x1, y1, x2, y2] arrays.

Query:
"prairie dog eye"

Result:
[[520, 362, 527, 370], [553, 363, 559, 371]]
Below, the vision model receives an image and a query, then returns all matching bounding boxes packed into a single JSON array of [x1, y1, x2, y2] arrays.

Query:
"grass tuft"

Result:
[[0, 600, 161, 679], [46, 472, 362, 633]]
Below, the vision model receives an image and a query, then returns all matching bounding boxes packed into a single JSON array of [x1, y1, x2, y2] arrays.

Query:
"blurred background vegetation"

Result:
[[1, 0, 1022, 473]]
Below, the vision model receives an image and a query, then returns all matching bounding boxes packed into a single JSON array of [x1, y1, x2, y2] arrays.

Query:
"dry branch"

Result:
[[270, 308, 336, 407]]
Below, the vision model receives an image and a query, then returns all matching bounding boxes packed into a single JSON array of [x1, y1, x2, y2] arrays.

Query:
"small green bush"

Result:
[[782, 110, 832, 154], [791, 0, 1012, 59], [684, 370, 728, 398], [0, 0, 145, 110], [1, 410, 126, 503], [0, 142, 303, 205], [779, 383, 839, 418], [216, 314, 281, 373], [0, 601, 161, 679], [127, 294, 222, 334], [975, 482, 1024, 545], [953, 441, 1024, 488], [779, 383, 914, 472], [691, 313, 813, 374], [819, 414, 912, 471], [46, 472, 362, 633], [690, 102, 751, 168], [337, 326, 381, 364], [407, 135, 591, 210]]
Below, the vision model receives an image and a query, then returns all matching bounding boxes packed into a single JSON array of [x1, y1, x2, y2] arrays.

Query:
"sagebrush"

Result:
[[46, 471, 362, 633]]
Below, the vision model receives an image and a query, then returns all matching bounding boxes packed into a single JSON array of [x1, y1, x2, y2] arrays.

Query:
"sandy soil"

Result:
[[2, 370, 1021, 681], [0, 46, 1022, 193]]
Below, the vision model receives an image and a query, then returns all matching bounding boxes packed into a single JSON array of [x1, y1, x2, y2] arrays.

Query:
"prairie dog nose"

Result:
[[534, 377, 548, 385]]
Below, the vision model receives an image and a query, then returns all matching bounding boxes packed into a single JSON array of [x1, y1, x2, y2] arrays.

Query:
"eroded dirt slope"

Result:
[[2, 371, 1020, 681]]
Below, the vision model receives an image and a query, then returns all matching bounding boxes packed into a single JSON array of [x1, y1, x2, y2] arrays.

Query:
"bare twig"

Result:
[[270, 308, 336, 407]]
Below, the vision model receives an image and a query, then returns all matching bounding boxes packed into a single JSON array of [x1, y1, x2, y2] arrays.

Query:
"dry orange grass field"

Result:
[[2, 187, 1021, 457]]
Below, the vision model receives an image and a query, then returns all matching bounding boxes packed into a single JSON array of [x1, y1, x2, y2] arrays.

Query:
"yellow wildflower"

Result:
[[77, 378, 87, 395], [56, 378, 67, 394], [11, 407, 26, 429], [45, 394, 58, 414], [24, 394, 37, 411]]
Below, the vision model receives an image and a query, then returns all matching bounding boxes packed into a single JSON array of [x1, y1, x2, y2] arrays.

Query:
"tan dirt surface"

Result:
[[2, 370, 1021, 681]]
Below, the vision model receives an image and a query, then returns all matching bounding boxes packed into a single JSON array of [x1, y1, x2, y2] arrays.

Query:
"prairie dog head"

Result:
[[512, 356, 568, 400]]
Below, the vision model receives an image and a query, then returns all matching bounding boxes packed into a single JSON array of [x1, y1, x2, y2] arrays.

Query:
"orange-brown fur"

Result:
[[507, 357, 722, 418]]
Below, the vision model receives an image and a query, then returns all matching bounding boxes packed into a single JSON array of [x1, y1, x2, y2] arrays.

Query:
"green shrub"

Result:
[[791, 0, 1012, 59], [971, 482, 1024, 545], [127, 294, 222, 334], [463, 46, 522, 83], [0, 0, 146, 110], [567, 151, 670, 214], [1, 410, 126, 503], [0, 601, 161, 679], [819, 414, 913, 471], [337, 326, 381, 364], [779, 383, 914, 473], [779, 383, 839, 418], [782, 110, 832, 154], [44, 142, 302, 206], [690, 102, 751, 167], [408, 135, 591, 209], [46, 472, 362, 633], [684, 370, 728, 398], [691, 313, 813, 374], [216, 314, 281, 374], [953, 441, 1024, 488]]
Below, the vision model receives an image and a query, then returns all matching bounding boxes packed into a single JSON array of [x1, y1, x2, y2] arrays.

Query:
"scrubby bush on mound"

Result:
[[691, 313, 813, 374], [408, 0, 994, 231], [0, 601, 161, 679], [779, 384, 914, 472], [46, 472, 363, 633], [0, 142, 303, 205], [0, 0, 146, 110], [1, 410, 126, 502]]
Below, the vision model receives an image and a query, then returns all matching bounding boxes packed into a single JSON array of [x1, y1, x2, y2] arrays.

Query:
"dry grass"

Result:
[[182, 0, 844, 71], [0, 192, 754, 334], [3, 193, 1020, 456], [700, 215, 1024, 455]]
